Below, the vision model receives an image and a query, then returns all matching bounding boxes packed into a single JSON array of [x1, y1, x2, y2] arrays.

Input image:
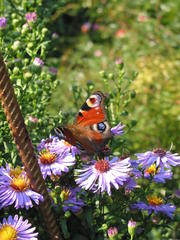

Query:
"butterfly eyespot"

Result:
[[97, 122, 106, 132], [91, 122, 107, 133]]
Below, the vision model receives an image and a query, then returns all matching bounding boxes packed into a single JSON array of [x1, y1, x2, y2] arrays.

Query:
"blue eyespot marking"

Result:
[[97, 122, 106, 132]]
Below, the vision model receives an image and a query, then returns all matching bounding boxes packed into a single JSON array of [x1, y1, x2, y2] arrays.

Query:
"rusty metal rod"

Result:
[[0, 53, 62, 240]]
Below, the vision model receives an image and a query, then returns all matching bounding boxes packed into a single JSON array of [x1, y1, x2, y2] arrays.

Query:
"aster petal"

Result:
[[111, 123, 125, 136]]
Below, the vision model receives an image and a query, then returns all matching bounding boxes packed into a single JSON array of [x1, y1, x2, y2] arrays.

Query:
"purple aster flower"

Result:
[[37, 136, 59, 152], [75, 156, 131, 196], [49, 138, 79, 157], [130, 160, 142, 179], [0, 17, 7, 29], [144, 164, 173, 183], [0, 215, 38, 239], [33, 57, 44, 66], [119, 157, 141, 191], [124, 177, 137, 191], [61, 187, 85, 213], [38, 139, 76, 179], [132, 195, 176, 219], [136, 148, 180, 168], [25, 12, 37, 23], [38, 136, 79, 157], [111, 122, 125, 136], [0, 165, 43, 210]]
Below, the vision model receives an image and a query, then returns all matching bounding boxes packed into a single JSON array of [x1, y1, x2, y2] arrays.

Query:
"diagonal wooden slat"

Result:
[[0, 53, 62, 240]]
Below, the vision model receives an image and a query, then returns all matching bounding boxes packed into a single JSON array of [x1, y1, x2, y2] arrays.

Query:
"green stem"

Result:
[[131, 234, 134, 240], [0, 0, 4, 14]]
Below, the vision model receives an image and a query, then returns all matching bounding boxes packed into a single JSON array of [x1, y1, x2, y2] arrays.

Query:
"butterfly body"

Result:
[[55, 91, 112, 155]]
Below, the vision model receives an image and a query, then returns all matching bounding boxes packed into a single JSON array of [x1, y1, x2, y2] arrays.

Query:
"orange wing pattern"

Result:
[[76, 91, 106, 126]]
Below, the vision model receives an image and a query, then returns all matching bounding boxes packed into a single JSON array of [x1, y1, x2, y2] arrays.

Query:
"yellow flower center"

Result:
[[0, 224, 17, 240], [10, 174, 30, 192], [60, 189, 70, 201], [39, 150, 57, 164], [9, 166, 22, 178], [145, 164, 156, 175], [147, 196, 163, 206]]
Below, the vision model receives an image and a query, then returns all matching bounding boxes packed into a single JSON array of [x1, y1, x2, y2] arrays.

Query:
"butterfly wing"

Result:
[[55, 91, 112, 155]]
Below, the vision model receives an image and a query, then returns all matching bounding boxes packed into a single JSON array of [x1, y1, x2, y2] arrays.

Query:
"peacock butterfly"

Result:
[[54, 91, 112, 156]]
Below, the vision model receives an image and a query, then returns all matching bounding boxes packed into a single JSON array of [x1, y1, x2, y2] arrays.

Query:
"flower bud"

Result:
[[99, 70, 105, 77], [0, 17, 7, 29], [52, 32, 59, 39], [101, 223, 108, 231], [108, 73, 113, 79], [11, 13, 17, 19], [107, 226, 118, 239], [28, 116, 38, 123], [152, 216, 160, 224], [27, 42, 34, 49], [13, 67, 19, 74], [12, 19, 19, 27], [115, 58, 123, 65], [23, 58, 29, 65], [12, 41, 21, 51], [25, 12, 37, 23], [64, 211, 71, 218], [128, 220, 136, 240], [42, 27, 48, 35], [24, 71, 32, 79], [21, 23, 29, 34], [33, 57, 44, 66]]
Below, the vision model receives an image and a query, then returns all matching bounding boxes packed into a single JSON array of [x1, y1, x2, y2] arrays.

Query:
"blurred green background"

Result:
[[46, 0, 180, 153]]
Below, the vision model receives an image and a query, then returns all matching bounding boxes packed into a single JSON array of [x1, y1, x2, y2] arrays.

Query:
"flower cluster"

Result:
[[129, 148, 180, 219], [136, 148, 180, 183]]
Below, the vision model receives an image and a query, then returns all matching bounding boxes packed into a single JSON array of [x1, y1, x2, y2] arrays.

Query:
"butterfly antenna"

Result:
[[54, 127, 66, 140]]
